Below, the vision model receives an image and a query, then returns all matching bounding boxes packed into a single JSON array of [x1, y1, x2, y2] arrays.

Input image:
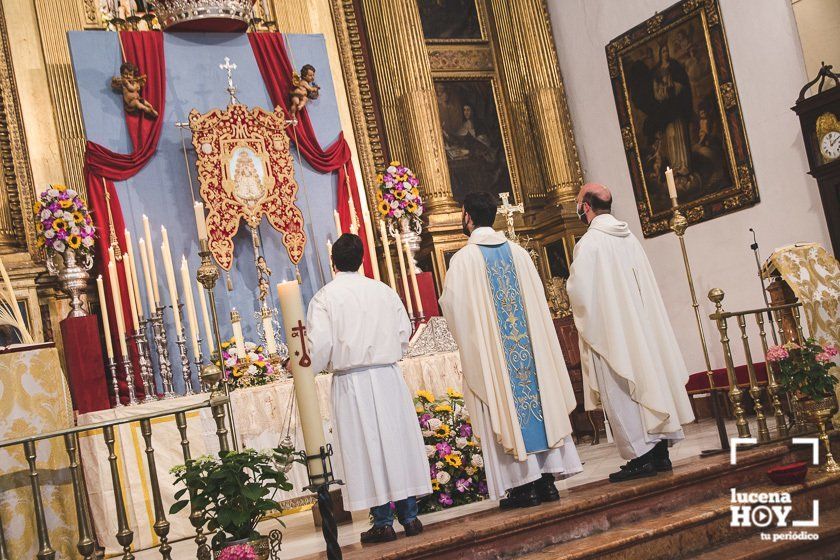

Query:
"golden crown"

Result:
[[154, 0, 255, 32]]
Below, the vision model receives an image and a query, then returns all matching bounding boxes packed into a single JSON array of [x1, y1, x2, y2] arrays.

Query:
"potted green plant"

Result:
[[767, 339, 839, 472], [170, 447, 295, 556]]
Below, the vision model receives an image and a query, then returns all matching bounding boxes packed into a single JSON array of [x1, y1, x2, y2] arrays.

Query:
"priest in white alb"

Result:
[[567, 183, 695, 482], [440, 191, 582, 509], [306, 234, 431, 544]]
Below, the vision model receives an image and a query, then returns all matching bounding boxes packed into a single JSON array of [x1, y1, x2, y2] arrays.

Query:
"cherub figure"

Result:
[[256, 255, 272, 301], [289, 64, 320, 118], [111, 61, 158, 118]]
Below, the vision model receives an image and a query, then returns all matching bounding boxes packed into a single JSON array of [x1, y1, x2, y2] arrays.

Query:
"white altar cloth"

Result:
[[79, 351, 462, 553]]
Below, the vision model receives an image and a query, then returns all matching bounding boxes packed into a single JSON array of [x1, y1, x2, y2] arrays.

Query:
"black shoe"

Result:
[[535, 473, 560, 503], [651, 440, 672, 472], [360, 525, 397, 544], [403, 518, 424, 537], [499, 482, 541, 509], [609, 458, 657, 483]]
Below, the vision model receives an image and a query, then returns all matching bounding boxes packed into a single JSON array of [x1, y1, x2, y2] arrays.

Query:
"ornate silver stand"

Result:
[[389, 216, 422, 271], [150, 306, 177, 399], [175, 327, 196, 396], [133, 320, 157, 402], [107, 357, 122, 408], [193, 341, 206, 393], [120, 348, 138, 406]]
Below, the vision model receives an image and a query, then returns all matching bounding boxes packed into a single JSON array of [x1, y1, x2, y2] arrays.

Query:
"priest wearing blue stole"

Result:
[[440, 192, 582, 509]]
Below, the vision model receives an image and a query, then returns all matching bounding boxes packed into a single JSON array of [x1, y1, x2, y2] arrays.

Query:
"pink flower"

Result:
[[217, 543, 257, 560], [823, 344, 839, 357], [438, 493, 453, 506], [766, 345, 789, 362], [435, 442, 452, 458], [815, 352, 832, 364]]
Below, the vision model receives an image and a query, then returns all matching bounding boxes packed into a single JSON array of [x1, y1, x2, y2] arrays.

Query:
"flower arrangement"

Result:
[[375, 161, 424, 226], [766, 339, 839, 401], [214, 338, 280, 390], [34, 184, 95, 257], [170, 447, 295, 550], [217, 543, 258, 560], [415, 388, 488, 513]]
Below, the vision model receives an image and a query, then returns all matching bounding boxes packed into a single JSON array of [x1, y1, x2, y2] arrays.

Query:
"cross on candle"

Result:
[[497, 192, 524, 240], [290, 320, 312, 367]]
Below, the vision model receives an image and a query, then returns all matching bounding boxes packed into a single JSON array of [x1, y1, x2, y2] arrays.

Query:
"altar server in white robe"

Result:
[[567, 183, 694, 483], [307, 234, 431, 544], [440, 191, 582, 509]]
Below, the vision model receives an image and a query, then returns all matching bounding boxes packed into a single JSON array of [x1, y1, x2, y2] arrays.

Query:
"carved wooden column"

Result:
[[360, 0, 458, 213], [488, 0, 582, 206]]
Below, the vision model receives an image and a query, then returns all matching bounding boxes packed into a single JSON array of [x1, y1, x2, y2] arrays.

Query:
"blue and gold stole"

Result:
[[478, 242, 549, 454]]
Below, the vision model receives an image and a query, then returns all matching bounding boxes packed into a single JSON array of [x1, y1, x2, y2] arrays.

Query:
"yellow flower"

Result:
[[434, 404, 453, 413], [394, 189, 406, 200], [431, 480, 440, 491], [378, 200, 391, 216], [34, 201, 42, 212], [59, 199, 73, 209], [35, 237, 45, 248], [221, 341, 231, 349], [415, 405, 424, 414], [434, 424, 451, 438], [389, 160, 401, 167], [255, 360, 266, 368], [376, 173, 384, 184], [444, 454, 462, 468], [232, 366, 244, 378], [52, 218, 67, 231], [35, 221, 43, 232], [72, 211, 84, 224], [417, 390, 435, 403], [411, 188, 420, 197], [446, 388, 463, 399], [406, 202, 418, 214], [376, 190, 384, 201], [67, 234, 82, 249]]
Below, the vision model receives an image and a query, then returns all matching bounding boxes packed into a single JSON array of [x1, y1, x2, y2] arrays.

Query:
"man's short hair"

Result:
[[582, 190, 612, 213], [332, 233, 363, 272], [463, 191, 498, 228]]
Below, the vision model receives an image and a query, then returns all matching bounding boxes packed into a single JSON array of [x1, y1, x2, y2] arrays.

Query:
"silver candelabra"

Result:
[[150, 305, 177, 399], [120, 346, 138, 406], [107, 357, 121, 408], [175, 324, 196, 396], [133, 319, 157, 402]]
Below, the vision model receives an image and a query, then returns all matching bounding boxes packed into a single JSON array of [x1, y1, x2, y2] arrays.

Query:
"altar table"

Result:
[[79, 350, 463, 554]]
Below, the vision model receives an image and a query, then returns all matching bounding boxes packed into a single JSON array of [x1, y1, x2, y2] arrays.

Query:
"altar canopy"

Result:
[[68, 32, 363, 398]]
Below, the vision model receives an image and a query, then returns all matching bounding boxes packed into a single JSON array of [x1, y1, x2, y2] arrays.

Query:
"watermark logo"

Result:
[[729, 438, 820, 542]]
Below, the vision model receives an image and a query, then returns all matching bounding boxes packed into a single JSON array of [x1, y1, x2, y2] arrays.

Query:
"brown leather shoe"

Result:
[[360, 525, 397, 544], [403, 518, 424, 537]]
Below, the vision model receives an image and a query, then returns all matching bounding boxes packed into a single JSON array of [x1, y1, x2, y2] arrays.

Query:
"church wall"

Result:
[[546, 0, 833, 375], [792, 0, 840, 82]]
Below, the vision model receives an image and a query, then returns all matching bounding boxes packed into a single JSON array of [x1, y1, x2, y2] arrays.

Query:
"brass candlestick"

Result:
[[196, 240, 239, 451], [670, 198, 730, 453]]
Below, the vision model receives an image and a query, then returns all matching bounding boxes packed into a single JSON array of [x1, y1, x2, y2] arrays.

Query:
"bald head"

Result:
[[576, 183, 612, 225]]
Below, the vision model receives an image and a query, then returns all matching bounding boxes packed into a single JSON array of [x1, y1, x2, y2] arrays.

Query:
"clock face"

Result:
[[821, 130, 840, 160]]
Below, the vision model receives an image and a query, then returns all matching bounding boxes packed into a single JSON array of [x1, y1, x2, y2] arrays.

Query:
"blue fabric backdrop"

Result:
[[69, 31, 342, 392]]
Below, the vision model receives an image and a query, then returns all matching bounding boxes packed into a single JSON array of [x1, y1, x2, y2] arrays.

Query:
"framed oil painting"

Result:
[[417, 0, 482, 41], [434, 79, 513, 203], [606, 0, 758, 237]]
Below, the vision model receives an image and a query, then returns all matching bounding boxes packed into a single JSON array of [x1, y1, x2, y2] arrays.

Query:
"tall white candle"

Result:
[[231, 309, 246, 359], [665, 167, 678, 200], [160, 226, 182, 335], [405, 241, 424, 318], [379, 220, 396, 290], [326, 239, 336, 279], [262, 312, 277, 355], [123, 255, 139, 332], [276, 279, 328, 480], [142, 214, 160, 305], [138, 238, 156, 312], [180, 256, 200, 357], [193, 201, 208, 241], [364, 217, 380, 281], [96, 275, 114, 359], [107, 256, 128, 357], [198, 282, 215, 353], [333, 210, 342, 237], [124, 230, 144, 320], [394, 232, 414, 317]]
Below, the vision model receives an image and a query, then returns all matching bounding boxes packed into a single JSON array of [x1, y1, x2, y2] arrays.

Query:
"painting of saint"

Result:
[[608, 0, 757, 237], [417, 0, 481, 40], [435, 80, 512, 202], [230, 147, 265, 202]]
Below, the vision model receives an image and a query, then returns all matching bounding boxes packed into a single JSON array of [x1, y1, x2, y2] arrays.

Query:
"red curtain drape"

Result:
[[85, 31, 166, 403], [248, 32, 373, 277]]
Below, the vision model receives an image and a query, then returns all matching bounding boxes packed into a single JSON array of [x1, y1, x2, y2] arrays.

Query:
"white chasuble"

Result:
[[306, 272, 432, 511], [440, 228, 581, 499], [567, 214, 694, 458]]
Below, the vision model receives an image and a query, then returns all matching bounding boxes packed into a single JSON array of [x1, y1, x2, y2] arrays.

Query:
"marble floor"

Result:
[[135, 417, 737, 559]]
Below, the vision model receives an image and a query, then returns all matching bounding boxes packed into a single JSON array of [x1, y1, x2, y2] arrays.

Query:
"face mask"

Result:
[[462, 216, 471, 237], [576, 203, 589, 225]]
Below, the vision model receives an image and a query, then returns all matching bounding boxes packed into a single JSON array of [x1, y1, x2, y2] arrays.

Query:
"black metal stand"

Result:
[[701, 388, 731, 457], [299, 445, 344, 560]]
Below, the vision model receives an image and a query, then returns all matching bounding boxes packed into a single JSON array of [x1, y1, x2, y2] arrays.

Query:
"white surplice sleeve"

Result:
[[306, 290, 333, 374], [395, 292, 412, 354]]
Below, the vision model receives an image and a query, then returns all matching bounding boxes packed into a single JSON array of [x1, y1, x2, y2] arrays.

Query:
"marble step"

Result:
[[689, 507, 840, 560], [301, 440, 824, 560], [516, 469, 840, 560]]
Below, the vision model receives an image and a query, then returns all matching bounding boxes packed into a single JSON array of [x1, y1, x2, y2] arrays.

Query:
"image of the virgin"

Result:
[[230, 147, 265, 202]]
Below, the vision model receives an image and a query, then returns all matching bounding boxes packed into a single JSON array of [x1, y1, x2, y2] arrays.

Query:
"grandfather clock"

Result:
[[792, 63, 840, 258]]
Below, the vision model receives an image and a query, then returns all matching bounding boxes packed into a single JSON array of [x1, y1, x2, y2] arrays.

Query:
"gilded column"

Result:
[[360, 0, 458, 212], [489, 0, 582, 206]]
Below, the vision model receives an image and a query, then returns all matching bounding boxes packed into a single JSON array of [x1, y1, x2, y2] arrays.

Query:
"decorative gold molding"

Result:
[[428, 45, 494, 73], [0, 1, 39, 257], [720, 81, 736, 109]]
